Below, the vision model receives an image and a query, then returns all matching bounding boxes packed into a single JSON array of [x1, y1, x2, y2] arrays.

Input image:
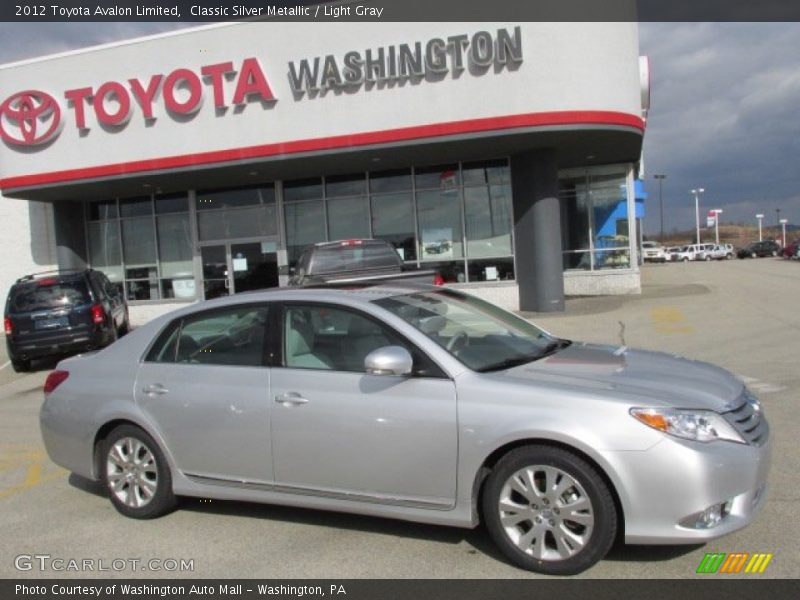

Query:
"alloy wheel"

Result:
[[497, 465, 595, 561], [106, 436, 159, 508]]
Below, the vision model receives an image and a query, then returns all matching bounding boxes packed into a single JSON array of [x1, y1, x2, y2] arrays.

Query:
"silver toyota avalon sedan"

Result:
[[40, 285, 770, 575]]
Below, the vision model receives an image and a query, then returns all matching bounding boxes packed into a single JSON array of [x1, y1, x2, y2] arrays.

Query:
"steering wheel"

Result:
[[446, 330, 469, 354]]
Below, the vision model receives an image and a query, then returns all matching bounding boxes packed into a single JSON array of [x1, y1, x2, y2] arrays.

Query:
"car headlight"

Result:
[[630, 407, 745, 444]]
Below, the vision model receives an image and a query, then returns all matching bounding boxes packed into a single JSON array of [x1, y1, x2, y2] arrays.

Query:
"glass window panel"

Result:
[[121, 217, 157, 266], [154, 193, 189, 214], [415, 164, 460, 190], [325, 174, 366, 198], [284, 199, 325, 264], [590, 172, 629, 247], [284, 178, 322, 202], [421, 260, 465, 283], [467, 257, 515, 282], [119, 197, 153, 218], [87, 221, 123, 283], [563, 250, 592, 271], [594, 249, 631, 269], [328, 195, 370, 240], [417, 189, 464, 260], [464, 184, 513, 258], [462, 159, 509, 186], [197, 204, 277, 241], [370, 193, 416, 261], [160, 278, 197, 300], [88, 200, 117, 221], [157, 214, 193, 279], [196, 186, 273, 210], [369, 169, 411, 194], [559, 176, 591, 252], [225, 205, 271, 239], [125, 273, 159, 301]]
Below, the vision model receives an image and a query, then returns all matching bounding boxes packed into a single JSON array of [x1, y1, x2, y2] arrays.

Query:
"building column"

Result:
[[53, 202, 87, 270], [511, 148, 565, 312]]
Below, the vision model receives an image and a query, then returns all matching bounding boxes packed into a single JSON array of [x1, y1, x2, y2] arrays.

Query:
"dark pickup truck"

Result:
[[288, 239, 442, 287]]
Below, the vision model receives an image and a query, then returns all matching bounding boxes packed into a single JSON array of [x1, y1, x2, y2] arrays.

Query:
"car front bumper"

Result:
[[602, 433, 771, 544]]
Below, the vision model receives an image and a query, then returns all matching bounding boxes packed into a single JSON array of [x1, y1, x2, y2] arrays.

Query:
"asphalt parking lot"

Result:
[[0, 258, 797, 579]]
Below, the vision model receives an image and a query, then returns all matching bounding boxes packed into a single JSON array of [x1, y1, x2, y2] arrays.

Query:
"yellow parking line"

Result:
[[650, 306, 695, 334], [0, 445, 66, 500]]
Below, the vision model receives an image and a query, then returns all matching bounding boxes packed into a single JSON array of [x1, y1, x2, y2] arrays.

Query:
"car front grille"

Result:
[[723, 388, 769, 446]]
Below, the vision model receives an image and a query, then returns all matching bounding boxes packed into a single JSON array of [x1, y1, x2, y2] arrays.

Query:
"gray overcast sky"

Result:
[[1, 22, 799, 235]]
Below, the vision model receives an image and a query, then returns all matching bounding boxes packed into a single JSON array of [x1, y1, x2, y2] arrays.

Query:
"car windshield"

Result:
[[374, 289, 564, 372]]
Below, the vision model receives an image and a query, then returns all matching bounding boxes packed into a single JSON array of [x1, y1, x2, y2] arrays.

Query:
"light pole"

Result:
[[712, 209, 723, 245], [756, 213, 764, 242], [691, 188, 704, 244], [654, 174, 666, 242], [780, 218, 788, 247]]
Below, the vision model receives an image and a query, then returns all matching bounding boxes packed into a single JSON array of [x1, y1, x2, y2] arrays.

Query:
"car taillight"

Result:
[[4, 317, 12, 336], [91, 304, 105, 325], [44, 370, 69, 395], [433, 273, 445, 286]]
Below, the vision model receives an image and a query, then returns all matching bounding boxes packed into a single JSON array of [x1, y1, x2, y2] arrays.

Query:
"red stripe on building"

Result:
[[0, 110, 644, 190]]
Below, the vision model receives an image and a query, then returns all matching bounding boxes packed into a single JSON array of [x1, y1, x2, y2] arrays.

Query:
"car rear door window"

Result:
[[146, 306, 269, 367]]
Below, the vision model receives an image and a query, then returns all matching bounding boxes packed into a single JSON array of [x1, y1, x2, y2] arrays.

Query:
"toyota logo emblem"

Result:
[[0, 90, 62, 146]]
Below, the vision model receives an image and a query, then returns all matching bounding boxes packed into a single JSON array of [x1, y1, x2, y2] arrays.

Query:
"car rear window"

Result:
[[311, 242, 401, 274], [9, 280, 90, 312]]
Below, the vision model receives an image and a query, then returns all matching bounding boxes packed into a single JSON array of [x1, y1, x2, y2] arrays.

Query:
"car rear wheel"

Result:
[[482, 446, 617, 575], [704, 255, 711, 261], [751, 251, 757, 258], [101, 425, 176, 519], [726, 253, 733, 260], [772, 250, 778, 257], [682, 257, 689, 262]]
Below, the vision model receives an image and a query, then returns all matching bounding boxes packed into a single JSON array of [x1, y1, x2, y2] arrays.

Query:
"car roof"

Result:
[[192, 283, 437, 309]]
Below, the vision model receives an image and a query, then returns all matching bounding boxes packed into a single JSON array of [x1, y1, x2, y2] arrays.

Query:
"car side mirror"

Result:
[[364, 345, 413, 376]]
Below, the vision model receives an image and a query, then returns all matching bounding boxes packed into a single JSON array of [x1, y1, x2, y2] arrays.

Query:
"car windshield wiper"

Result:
[[477, 339, 572, 372]]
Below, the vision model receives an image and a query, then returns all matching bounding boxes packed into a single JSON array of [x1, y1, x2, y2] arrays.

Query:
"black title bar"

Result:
[[2, 0, 800, 22]]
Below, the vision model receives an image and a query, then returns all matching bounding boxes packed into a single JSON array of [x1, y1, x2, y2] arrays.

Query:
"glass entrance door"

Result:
[[230, 242, 279, 294], [201, 245, 228, 299], [201, 241, 279, 300]]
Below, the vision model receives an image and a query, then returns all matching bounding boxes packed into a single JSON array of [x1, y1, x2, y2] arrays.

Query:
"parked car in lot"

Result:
[[671, 244, 713, 261], [40, 284, 770, 575], [781, 239, 800, 258], [664, 246, 682, 262], [707, 244, 735, 260], [4, 269, 129, 372], [737, 240, 781, 259], [641, 241, 667, 263]]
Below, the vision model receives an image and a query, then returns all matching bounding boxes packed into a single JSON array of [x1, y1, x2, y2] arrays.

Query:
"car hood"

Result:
[[499, 343, 742, 411]]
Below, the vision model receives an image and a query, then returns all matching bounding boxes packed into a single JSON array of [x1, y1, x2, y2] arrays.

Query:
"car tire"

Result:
[[704, 255, 711, 261], [682, 257, 689, 262], [772, 250, 778, 257], [751, 251, 757, 258], [11, 358, 31, 373], [101, 425, 176, 519], [481, 445, 617, 576], [727, 253, 733, 260], [118, 316, 130, 337]]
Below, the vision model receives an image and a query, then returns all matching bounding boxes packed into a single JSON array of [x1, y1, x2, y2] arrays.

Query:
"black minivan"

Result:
[[4, 269, 129, 372]]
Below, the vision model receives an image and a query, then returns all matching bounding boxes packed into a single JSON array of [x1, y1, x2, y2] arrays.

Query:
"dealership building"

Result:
[[0, 22, 648, 323]]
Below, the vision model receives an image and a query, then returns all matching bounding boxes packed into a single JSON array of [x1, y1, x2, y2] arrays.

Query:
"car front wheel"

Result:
[[101, 425, 176, 519], [482, 446, 617, 575]]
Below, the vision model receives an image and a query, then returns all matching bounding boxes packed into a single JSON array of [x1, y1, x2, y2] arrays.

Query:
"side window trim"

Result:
[[277, 301, 449, 379]]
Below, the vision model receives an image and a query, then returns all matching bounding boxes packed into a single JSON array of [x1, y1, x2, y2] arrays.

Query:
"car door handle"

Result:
[[275, 392, 309, 406], [142, 384, 169, 396]]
